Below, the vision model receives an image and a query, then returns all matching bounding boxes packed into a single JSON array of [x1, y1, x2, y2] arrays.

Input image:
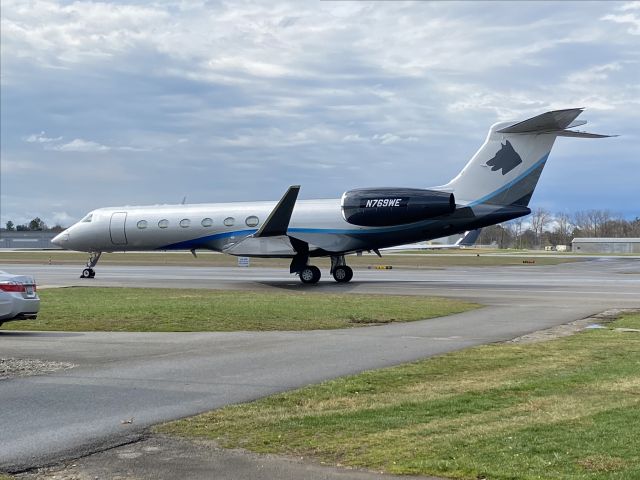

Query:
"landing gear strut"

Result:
[[80, 252, 101, 279], [331, 255, 353, 283], [289, 239, 352, 285], [290, 238, 321, 285]]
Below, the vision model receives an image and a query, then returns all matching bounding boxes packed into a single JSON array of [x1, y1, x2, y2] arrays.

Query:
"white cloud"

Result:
[[24, 131, 62, 143], [52, 138, 110, 152], [602, 2, 640, 34], [23, 134, 151, 153], [372, 133, 418, 145], [567, 63, 622, 83], [50, 211, 76, 226], [1, 158, 39, 173]]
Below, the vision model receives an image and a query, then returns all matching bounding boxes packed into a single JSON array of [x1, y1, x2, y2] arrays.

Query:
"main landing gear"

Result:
[[330, 255, 353, 283], [293, 255, 353, 285], [80, 252, 101, 279], [299, 265, 322, 284]]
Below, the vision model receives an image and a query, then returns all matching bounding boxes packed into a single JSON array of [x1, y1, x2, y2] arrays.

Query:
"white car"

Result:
[[0, 270, 40, 326]]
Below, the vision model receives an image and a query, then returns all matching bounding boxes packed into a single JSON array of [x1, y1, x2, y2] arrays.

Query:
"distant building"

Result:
[[0, 231, 62, 249], [571, 238, 640, 254]]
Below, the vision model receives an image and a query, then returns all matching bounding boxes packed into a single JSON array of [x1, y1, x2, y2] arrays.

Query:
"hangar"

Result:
[[0, 231, 61, 249], [571, 238, 640, 254]]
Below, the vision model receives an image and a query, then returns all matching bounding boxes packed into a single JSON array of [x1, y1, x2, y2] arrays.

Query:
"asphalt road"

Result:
[[1, 258, 639, 472]]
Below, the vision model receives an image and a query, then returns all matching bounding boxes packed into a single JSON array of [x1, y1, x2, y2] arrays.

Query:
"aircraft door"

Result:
[[110, 212, 128, 245]]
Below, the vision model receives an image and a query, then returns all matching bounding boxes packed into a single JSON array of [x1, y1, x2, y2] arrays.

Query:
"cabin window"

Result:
[[201, 218, 213, 227], [245, 216, 259, 227], [137, 220, 148, 229], [158, 219, 169, 229], [223, 217, 235, 227], [179, 219, 191, 228], [81, 214, 93, 223]]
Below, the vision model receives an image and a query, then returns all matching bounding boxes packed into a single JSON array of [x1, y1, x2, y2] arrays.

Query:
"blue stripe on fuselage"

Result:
[[159, 152, 550, 249], [468, 153, 549, 207], [160, 229, 257, 250]]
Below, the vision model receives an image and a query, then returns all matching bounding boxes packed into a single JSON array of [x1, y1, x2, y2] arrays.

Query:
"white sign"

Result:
[[237, 256, 250, 267]]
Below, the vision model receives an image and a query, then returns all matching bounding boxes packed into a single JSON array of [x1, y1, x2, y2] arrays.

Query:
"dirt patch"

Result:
[[15, 434, 443, 480], [0, 358, 75, 380], [506, 308, 639, 344]]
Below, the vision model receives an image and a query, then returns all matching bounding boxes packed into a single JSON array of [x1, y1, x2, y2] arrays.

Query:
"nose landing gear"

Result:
[[80, 252, 101, 279]]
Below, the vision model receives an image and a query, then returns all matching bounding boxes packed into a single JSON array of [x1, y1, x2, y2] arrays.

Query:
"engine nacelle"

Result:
[[341, 188, 455, 227]]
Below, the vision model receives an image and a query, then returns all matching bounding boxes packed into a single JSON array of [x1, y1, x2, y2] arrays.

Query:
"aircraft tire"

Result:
[[333, 265, 353, 283], [300, 266, 321, 284], [81, 268, 92, 279]]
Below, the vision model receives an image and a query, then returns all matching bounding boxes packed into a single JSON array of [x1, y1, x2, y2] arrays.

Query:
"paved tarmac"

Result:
[[1, 258, 639, 474]]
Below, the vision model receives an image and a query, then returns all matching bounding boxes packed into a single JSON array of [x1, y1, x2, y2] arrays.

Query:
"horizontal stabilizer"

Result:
[[497, 108, 584, 134], [555, 130, 617, 139], [255, 185, 300, 237]]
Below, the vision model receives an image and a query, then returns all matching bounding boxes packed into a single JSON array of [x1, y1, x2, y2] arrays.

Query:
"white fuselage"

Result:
[[53, 198, 387, 255]]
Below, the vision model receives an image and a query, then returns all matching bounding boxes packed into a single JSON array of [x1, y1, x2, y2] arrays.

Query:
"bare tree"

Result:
[[552, 211, 573, 245], [574, 209, 614, 237], [507, 217, 526, 249], [530, 207, 551, 248]]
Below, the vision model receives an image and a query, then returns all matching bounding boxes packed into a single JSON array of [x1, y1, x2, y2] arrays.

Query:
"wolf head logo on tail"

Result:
[[444, 108, 615, 208], [485, 140, 522, 175]]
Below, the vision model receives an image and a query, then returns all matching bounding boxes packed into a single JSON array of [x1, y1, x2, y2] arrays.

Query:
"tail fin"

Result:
[[455, 229, 482, 247], [445, 108, 615, 208]]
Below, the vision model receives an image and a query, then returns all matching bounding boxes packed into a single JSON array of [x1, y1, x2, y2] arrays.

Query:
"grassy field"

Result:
[[159, 312, 640, 480], [0, 250, 579, 268], [0, 287, 479, 332]]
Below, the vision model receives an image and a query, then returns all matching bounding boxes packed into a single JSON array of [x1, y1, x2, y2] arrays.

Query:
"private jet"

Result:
[[52, 108, 613, 284]]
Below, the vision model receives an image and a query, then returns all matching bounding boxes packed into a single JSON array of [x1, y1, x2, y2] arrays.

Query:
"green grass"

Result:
[[0, 287, 479, 332], [159, 312, 640, 480]]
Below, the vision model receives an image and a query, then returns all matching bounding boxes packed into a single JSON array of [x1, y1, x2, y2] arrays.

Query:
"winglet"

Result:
[[255, 185, 300, 237]]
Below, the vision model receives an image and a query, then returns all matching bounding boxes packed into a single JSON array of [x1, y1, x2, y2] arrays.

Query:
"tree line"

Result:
[[477, 209, 640, 249], [3, 218, 65, 233]]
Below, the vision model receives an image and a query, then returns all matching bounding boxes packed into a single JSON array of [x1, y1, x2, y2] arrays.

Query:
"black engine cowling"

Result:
[[341, 188, 455, 227]]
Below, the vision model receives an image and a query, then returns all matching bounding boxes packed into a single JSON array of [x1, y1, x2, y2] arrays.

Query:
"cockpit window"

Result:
[[81, 214, 93, 223]]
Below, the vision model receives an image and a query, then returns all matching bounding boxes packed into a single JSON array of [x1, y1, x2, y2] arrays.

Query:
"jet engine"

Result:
[[341, 188, 455, 227]]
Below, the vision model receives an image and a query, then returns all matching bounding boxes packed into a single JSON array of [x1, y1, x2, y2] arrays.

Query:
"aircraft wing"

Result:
[[223, 185, 302, 256], [255, 185, 300, 237], [383, 229, 482, 251]]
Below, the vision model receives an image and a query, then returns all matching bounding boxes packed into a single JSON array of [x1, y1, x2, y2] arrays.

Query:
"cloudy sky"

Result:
[[1, 0, 638, 228]]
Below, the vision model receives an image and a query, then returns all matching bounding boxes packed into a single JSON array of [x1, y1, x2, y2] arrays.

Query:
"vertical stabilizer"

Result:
[[444, 108, 611, 208]]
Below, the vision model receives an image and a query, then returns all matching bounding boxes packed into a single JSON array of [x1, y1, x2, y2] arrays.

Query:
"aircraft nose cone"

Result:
[[51, 232, 69, 247]]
